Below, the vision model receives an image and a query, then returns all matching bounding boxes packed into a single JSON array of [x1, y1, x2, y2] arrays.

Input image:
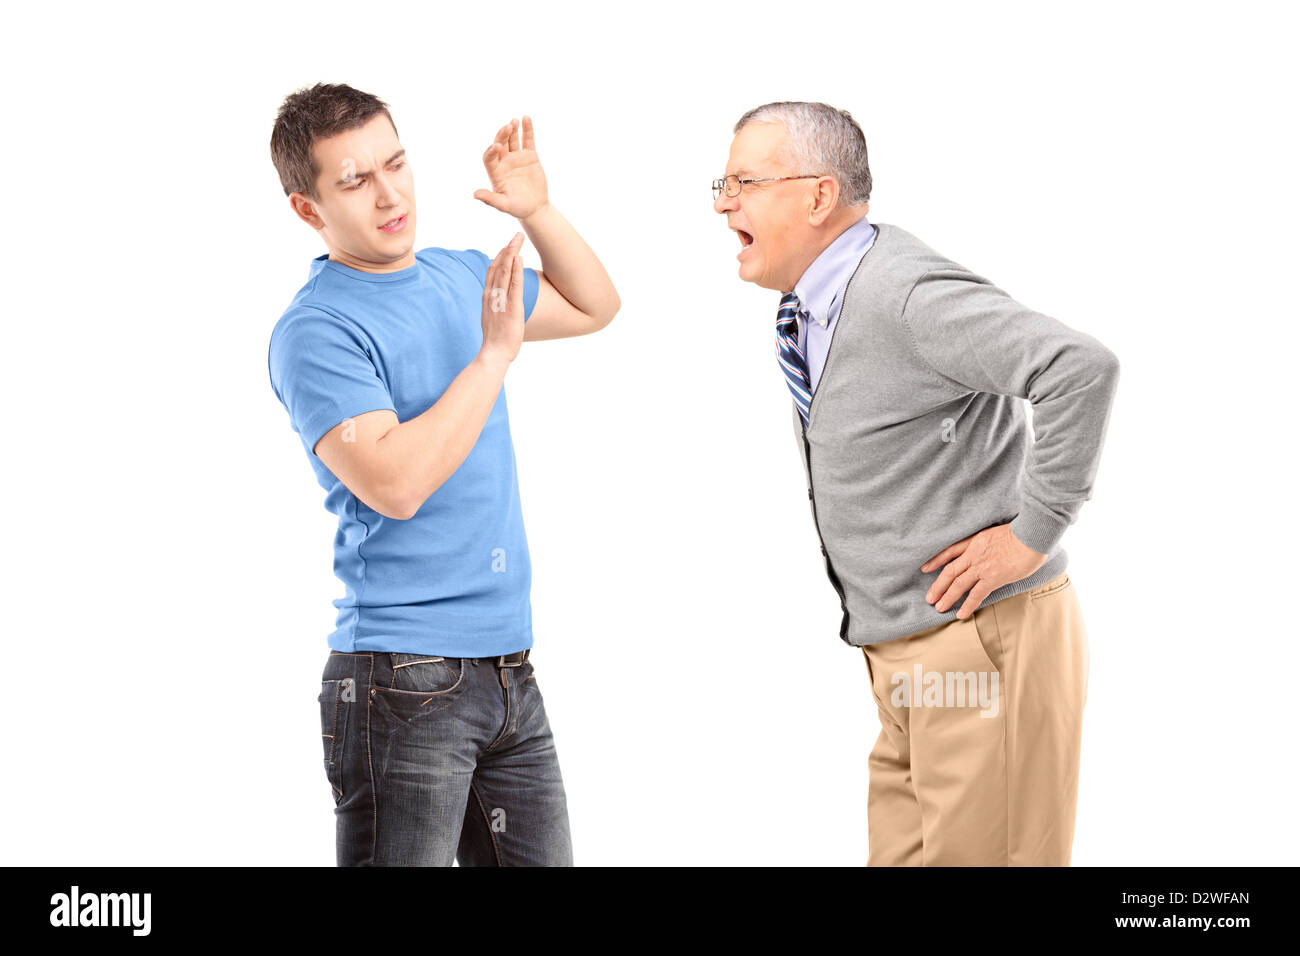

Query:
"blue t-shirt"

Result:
[[268, 247, 539, 656]]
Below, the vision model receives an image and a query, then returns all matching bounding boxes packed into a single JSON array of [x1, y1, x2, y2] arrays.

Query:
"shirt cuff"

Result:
[[302, 399, 396, 456]]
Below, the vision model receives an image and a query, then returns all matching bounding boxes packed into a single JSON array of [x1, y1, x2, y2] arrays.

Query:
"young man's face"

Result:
[[291, 113, 417, 273], [714, 121, 819, 293]]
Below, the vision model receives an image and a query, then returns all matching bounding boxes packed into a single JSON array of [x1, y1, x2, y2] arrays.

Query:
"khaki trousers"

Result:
[[860, 572, 1088, 866]]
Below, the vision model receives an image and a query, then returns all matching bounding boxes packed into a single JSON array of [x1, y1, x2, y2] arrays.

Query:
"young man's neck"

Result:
[[327, 247, 416, 273]]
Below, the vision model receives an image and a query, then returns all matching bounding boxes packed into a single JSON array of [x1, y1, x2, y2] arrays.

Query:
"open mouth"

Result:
[[737, 229, 754, 247]]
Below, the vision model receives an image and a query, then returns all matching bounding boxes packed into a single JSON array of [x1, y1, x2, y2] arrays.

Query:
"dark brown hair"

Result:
[[270, 83, 398, 202]]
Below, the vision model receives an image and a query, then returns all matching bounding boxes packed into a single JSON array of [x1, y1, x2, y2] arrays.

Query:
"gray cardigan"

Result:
[[793, 223, 1120, 646]]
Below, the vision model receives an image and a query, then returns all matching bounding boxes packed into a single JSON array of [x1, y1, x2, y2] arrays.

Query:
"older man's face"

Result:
[[715, 121, 811, 293]]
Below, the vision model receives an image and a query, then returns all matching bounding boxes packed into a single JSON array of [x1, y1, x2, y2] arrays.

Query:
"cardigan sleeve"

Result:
[[900, 267, 1121, 554]]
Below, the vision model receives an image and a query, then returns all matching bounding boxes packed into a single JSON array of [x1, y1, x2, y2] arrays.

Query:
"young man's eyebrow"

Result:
[[335, 149, 406, 186]]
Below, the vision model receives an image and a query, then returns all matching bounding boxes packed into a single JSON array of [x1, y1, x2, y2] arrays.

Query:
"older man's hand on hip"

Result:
[[921, 523, 1049, 620]]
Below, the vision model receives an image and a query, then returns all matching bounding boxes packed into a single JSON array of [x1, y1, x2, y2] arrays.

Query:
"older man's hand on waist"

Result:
[[921, 523, 1049, 620]]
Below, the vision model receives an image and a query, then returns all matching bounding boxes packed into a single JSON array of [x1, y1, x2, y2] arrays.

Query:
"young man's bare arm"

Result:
[[313, 235, 527, 520], [473, 116, 620, 341], [519, 202, 620, 340]]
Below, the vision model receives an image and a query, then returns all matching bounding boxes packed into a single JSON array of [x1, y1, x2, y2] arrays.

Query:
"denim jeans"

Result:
[[318, 649, 573, 866]]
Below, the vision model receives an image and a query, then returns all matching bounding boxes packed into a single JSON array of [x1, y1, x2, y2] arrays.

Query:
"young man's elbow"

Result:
[[357, 488, 413, 520], [354, 474, 419, 520], [386, 478, 452, 521], [386, 483, 425, 520], [595, 294, 622, 330], [382, 499, 419, 521]]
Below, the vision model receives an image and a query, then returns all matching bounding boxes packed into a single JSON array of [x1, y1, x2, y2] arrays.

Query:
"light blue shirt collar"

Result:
[[793, 216, 877, 328]]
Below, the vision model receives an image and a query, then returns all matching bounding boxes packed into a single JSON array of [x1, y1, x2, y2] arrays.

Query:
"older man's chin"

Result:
[[735, 247, 756, 280]]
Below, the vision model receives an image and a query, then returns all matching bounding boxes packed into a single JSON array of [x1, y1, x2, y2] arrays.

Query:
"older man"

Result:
[[714, 101, 1120, 866]]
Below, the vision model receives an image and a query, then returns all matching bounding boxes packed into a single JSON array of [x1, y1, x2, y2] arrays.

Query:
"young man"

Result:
[[267, 83, 619, 866], [714, 101, 1119, 865]]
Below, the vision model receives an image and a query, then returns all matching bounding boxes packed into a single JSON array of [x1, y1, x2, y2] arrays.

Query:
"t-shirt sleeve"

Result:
[[268, 308, 397, 456], [448, 248, 540, 320]]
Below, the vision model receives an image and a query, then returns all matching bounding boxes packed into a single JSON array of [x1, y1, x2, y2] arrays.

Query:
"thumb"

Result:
[[473, 189, 507, 211]]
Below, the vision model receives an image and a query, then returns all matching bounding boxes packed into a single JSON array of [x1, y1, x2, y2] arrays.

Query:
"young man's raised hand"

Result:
[[472, 116, 549, 220], [479, 232, 526, 366]]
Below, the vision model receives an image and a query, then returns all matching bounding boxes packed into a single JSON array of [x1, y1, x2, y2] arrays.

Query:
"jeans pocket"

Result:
[[371, 657, 467, 735], [319, 679, 352, 805], [382, 654, 465, 696]]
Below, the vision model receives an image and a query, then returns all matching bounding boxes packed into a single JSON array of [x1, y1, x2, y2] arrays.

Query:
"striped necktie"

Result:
[[776, 291, 812, 427]]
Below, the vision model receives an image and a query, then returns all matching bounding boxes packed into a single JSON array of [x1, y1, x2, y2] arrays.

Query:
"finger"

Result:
[[956, 581, 995, 621], [488, 235, 516, 282], [935, 567, 981, 613], [509, 256, 525, 308], [509, 249, 524, 302], [487, 246, 515, 306], [925, 554, 970, 603], [473, 188, 507, 211], [484, 245, 504, 299], [522, 114, 535, 150], [495, 234, 521, 281], [920, 545, 957, 573], [508, 118, 520, 151], [484, 126, 508, 163], [921, 534, 973, 572]]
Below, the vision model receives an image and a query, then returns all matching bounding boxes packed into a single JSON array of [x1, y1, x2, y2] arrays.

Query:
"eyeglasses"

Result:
[[712, 173, 824, 200]]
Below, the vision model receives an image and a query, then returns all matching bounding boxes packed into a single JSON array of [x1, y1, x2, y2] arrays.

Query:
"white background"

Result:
[[2, 0, 1296, 866]]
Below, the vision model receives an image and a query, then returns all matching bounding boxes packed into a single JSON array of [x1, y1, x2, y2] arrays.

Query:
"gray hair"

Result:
[[733, 101, 872, 206]]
